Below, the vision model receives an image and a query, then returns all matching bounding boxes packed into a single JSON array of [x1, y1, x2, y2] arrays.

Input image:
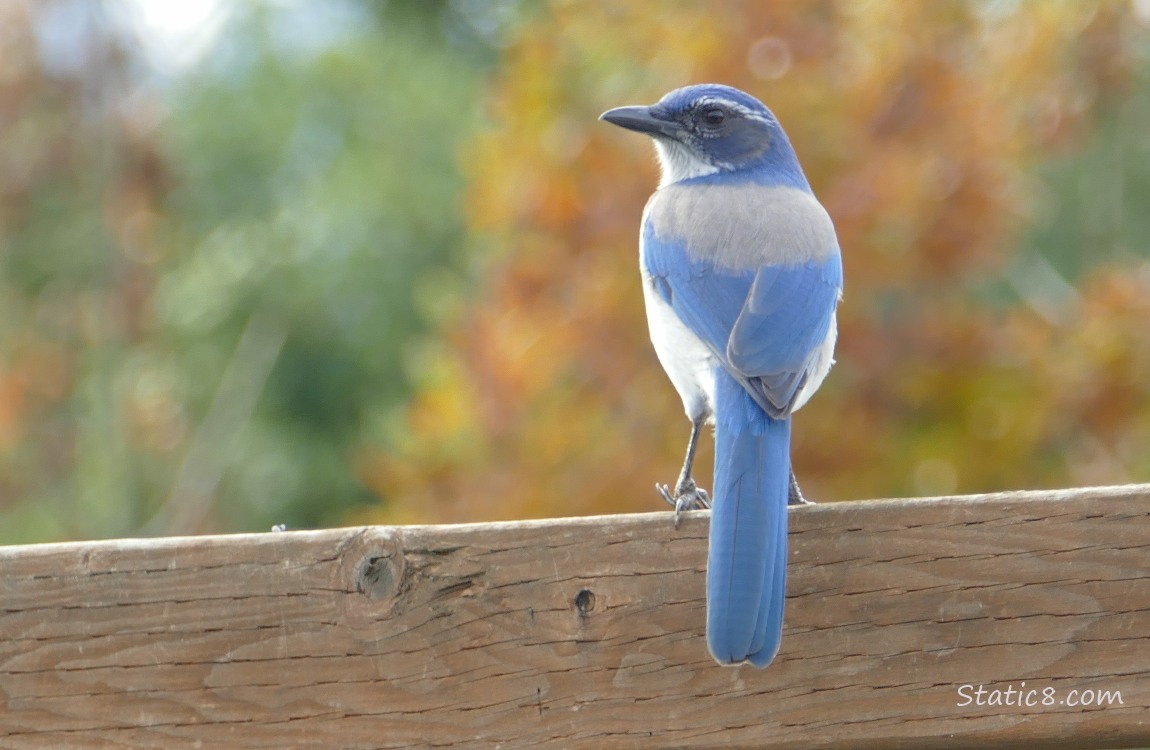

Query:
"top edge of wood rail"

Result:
[[1, 482, 1147, 555]]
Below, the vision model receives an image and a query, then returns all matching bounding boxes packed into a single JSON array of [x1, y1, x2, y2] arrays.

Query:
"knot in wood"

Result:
[[357, 553, 399, 601]]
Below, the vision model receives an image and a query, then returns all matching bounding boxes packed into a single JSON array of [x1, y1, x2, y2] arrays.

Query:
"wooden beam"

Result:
[[2, 485, 1149, 749]]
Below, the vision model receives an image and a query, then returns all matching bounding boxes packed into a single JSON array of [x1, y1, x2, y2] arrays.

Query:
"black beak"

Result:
[[599, 105, 682, 139]]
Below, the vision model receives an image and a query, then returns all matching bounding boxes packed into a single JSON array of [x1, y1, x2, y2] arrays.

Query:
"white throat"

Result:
[[653, 139, 720, 188]]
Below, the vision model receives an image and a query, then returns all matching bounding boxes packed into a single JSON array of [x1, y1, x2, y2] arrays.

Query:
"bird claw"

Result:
[[788, 472, 815, 506], [657, 479, 711, 528]]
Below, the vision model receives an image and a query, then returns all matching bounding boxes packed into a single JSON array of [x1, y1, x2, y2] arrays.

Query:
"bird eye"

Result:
[[701, 106, 727, 128]]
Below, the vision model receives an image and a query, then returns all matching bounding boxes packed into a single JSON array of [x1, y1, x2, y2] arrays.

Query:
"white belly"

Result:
[[642, 275, 718, 423], [792, 313, 837, 412]]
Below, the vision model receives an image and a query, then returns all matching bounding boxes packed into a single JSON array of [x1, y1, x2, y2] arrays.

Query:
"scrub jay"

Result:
[[601, 84, 842, 668]]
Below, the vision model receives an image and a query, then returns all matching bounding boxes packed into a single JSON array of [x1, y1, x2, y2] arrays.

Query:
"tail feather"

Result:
[[706, 372, 790, 667], [747, 486, 788, 667]]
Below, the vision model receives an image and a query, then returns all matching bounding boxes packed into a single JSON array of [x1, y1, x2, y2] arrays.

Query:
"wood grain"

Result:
[[2, 485, 1149, 749]]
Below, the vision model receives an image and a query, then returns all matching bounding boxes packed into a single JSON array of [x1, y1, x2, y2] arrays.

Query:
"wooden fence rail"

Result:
[[2, 484, 1149, 749]]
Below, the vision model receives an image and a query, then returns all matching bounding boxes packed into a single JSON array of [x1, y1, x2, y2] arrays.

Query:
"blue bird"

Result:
[[600, 84, 842, 667]]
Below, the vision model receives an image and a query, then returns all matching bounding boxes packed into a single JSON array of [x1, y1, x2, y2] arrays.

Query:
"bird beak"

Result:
[[599, 105, 682, 139]]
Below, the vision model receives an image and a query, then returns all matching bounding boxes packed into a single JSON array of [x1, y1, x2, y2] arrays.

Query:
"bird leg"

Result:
[[657, 415, 711, 528], [788, 470, 814, 505]]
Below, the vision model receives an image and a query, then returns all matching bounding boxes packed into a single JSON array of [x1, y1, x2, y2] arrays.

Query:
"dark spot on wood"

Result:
[[575, 588, 596, 616]]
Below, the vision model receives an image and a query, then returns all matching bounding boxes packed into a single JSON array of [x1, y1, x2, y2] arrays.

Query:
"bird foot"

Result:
[[788, 473, 815, 506], [657, 479, 711, 528]]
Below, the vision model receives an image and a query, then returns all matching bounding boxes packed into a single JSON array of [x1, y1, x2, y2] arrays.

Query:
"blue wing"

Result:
[[729, 255, 842, 415], [643, 221, 842, 417]]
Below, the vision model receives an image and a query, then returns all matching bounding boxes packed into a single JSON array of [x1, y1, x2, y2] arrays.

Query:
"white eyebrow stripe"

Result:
[[692, 97, 772, 124]]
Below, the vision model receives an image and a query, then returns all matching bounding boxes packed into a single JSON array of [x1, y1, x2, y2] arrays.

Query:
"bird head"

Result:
[[600, 83, 804, 188]]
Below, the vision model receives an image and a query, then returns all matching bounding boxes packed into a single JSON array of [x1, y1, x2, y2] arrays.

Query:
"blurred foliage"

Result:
[[0, 0, 496, 541], [2, 1, 1149, 542], [367, 1, 1150, 525]]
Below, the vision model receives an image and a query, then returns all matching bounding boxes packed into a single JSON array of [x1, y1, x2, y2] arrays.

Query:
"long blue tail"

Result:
[[706, 372, 790, 668]]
